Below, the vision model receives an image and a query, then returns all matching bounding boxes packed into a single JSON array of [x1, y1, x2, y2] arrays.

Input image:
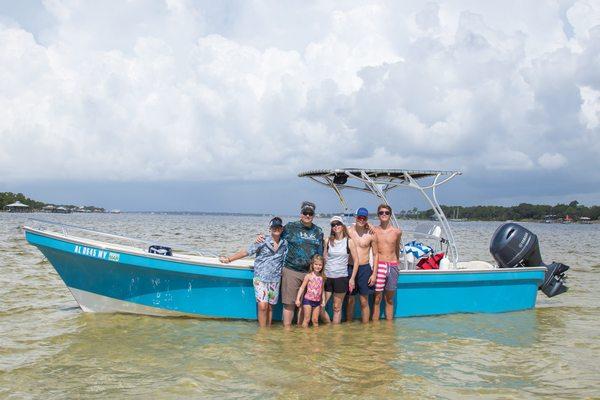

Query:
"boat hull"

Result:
[[26, 229, 268, 319], [24, 228, 545, 320], [395, 269, 543, 317]]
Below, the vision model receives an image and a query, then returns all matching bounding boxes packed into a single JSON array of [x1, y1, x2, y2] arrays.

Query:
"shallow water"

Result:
[[1, 213, 599, 399]]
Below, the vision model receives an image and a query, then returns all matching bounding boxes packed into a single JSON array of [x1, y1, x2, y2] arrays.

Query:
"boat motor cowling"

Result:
[[489, 223, 569, 298]]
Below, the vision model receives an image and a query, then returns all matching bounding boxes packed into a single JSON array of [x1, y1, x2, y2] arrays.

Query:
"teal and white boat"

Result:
[[23, 169, 569, 320]]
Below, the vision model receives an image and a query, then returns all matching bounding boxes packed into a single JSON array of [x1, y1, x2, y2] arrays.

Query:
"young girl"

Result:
[[295, 255, 326, 328]]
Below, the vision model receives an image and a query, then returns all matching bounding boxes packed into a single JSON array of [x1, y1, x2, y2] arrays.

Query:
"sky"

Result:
[[0, 0, 599, 213]]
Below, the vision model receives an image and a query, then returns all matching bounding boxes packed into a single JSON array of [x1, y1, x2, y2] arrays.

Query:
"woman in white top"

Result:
[[321, 216, 359, 324]]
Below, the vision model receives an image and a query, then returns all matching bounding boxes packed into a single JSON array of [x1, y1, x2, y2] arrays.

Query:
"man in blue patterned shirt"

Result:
[[255, 201, 324, 327], [280, 201, 324, 327], [220, 217, 287, 327]]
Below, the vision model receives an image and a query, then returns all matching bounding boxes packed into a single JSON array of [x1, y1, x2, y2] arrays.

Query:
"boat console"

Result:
[[490, 222, 569, 297]]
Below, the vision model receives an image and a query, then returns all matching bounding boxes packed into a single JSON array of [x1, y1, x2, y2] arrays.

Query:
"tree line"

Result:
[[0, 192, 104, 212], [416, 201, 599, 221], [0, 192, 46, 209]]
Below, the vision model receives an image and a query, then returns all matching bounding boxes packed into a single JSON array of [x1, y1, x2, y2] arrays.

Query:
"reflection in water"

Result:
[[1, 213, 599, 398]]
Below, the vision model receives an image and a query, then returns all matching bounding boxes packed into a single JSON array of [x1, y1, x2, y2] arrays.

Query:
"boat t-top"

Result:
[[22, 168, 569, 320]]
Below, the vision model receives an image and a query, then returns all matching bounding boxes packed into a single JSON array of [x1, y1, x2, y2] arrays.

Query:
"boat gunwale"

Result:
[[23, 226, 255, 271], [24, 226, 547, 276]]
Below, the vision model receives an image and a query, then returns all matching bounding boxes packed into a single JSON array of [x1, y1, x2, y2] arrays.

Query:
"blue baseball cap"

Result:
[[356, 207, 369, 217]]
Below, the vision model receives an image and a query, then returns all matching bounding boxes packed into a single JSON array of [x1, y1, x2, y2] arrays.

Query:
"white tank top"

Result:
[[326, 237, 349, 278]]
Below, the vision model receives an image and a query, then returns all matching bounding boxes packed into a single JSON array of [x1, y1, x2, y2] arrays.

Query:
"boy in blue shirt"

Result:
[[220, 217, 287, 327]]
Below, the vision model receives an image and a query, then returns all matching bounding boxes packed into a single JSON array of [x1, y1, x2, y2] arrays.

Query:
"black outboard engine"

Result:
[[490, 223, 569, 297]]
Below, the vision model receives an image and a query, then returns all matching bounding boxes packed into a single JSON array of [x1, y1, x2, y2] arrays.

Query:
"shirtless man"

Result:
[[346, 207, 378, 323], [371, 204, 402, 321]]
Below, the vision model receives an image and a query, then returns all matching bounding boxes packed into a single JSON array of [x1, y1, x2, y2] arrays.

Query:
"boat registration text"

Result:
[[73, 245, 120, 262]]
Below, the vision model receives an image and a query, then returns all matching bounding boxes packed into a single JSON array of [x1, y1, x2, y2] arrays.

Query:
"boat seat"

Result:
[[413, 223, 442, 238], [455, 261, 496, 270]]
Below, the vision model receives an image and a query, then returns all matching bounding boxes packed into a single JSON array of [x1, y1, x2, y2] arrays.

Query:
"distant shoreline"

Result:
[[3, 210, 597, 224], [2, 191, 598, 223]]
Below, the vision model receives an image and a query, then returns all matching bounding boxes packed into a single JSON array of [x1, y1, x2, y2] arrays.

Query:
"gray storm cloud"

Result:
[[0, 0, 598, 188]]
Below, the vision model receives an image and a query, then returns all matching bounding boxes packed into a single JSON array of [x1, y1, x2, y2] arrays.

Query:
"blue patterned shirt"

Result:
[[247, 237, 287, 282], [281, 221, 324, 272]]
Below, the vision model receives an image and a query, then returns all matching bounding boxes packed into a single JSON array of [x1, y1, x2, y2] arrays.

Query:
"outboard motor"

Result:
[[490, 223, 569, 297]]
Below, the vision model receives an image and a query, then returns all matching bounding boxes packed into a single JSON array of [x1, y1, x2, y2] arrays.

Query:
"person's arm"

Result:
[[348, 238, 359, 291], [221, 242, 259, 264], [295, 275, 310, 307], [395, 229, 402, 261], [366, 222, 375, 235], [321, 279, 326, 306], [317, 229, 324, 256], [323, 238, 329, 262], [368, 235, 379, 286], [219, 249, 248, 264]]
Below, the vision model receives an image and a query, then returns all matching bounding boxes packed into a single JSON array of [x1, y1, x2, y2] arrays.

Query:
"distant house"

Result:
[[55, 206, 70, 214], [42, 205, 56, 213], [4, 201, 30, 212]]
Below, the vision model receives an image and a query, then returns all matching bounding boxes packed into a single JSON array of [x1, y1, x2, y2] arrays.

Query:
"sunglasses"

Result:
[[330, 222, 343, 227], [356, 216, 367, 221], [378, 211, 391, 216], [302, 211, 314, 216]]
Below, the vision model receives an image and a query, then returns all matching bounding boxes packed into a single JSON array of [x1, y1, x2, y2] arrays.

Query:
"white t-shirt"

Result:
[[326, 237, 349, 278]]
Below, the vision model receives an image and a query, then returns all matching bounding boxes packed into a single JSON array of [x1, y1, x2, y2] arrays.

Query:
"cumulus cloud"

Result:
[[0, 0, 598, 193], [538, 152, 568, 169]]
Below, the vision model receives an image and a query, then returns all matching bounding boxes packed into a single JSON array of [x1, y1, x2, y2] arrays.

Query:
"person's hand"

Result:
[[295, 299, 301, 308], [348, 278, 355, 292], [368, 273, 377, 286], [219, 256, 230, 263], [255, 234, 265, 244], [367, 223, 375, 235]]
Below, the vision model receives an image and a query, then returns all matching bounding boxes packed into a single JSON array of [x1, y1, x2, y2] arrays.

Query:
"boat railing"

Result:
[[25, 218, 218, 257], [298, 169, 462, 266]]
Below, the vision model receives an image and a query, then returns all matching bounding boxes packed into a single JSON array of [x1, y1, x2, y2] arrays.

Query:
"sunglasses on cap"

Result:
[[330, 222, 343, 227], [302, 211, 314, 216], [378, 210, 391, 216]]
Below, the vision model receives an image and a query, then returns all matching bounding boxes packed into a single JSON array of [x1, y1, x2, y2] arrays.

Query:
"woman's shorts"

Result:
[[281, 267, 307, 305], [302, 298, 321, 307], [347, 264, 374, 296], [324, 276, 349, 294], [253, 278, 280, 305]]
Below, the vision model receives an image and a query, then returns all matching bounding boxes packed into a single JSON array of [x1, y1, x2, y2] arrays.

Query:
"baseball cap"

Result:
[[269, 217, 283, 228], [330, 216, 344, 224], [356, 207, 369, 217], [301, 201, 316, 213]]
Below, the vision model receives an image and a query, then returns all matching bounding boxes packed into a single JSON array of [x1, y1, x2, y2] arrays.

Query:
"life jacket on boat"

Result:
[[417, 252, 444, 269]]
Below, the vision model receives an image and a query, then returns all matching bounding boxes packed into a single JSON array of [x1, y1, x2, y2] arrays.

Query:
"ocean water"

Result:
[[1, 213, 599, 399]]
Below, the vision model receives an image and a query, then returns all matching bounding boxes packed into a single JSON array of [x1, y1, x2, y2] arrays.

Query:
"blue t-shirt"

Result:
[[281, 221, 324, 272], [247, 237, 287, 282]]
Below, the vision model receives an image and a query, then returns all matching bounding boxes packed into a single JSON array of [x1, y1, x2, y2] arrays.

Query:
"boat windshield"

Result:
[[298, 168, 462, 265]]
